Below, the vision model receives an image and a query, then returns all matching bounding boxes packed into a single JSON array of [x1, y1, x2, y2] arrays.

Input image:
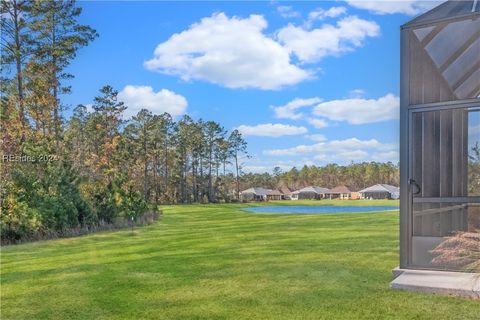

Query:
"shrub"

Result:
[[0, 194, 42, 242], [118, 186, 147, 219], [431, 231, 480, 272]]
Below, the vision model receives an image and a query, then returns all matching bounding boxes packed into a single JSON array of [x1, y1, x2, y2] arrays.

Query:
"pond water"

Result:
[[242, 205, 399, 214]]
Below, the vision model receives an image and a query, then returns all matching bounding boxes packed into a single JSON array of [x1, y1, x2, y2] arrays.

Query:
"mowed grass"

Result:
[[1, 200, 478, 319]]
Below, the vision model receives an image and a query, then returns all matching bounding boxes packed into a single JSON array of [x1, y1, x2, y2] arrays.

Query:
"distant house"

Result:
[[325, 185, 359, 200], [358, 184, 400, 200], [267, 189, 283, 201], [280, 186, 293, 200], [240, 187, 271, 202], [291, 186, 330, 200]]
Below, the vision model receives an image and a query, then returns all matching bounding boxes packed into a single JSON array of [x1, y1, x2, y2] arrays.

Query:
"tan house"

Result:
[[325, 185, 359, 200], [280, 186, 293, 200], [266, 189, 283, 201]]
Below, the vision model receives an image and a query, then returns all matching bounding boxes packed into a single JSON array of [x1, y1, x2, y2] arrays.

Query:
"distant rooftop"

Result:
[[359, 184, 399, 194], [267, 189, 283, 196], [293, 186, 330, 194], [240, 187, 271, 196], [280, 186, 293, 195], [327, 185, 357, 194]]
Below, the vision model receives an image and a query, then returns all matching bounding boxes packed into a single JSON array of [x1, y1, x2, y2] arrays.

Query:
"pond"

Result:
[[241, 205, 399, 214]]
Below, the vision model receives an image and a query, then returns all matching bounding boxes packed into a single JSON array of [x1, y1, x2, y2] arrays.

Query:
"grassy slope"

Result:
[[1, 200, 478, 320]]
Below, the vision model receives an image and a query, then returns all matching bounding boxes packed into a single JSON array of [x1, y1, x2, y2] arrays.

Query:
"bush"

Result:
[[0, 194, 42, 242], [1, 160, 94, 243], [1, 152, 151, 244], [431, 231, 480, 272], [119, 186, 147, 219], [90, 181, 118, 224]]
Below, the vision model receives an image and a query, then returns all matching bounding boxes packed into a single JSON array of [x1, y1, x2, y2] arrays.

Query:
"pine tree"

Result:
[[228, 129, 247, 200], [127, 109, 154, 201], [91, 85, 126, 179], [0, 0, 33, 128], [203, 121, 225, 202], [29, 0, 97, 145]]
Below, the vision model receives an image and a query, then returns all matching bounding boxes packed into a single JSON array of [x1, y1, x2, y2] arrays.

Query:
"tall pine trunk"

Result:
[[199, 157, 204, 199], [143, 127, 148, 201], [192, 157, 197, 202], [208, 144, 213, 202], [164, 138, 168, 197], [153, 151, 159, 204], [12, 2, 25, 128], [223, 160, 227, 200], [235, 154, 240, 200], [51, 11, 61, 148]]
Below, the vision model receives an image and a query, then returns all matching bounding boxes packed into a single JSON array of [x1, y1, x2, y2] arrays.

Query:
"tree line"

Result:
[[239, 162, 399, 191], [66, 89, 248, 206]]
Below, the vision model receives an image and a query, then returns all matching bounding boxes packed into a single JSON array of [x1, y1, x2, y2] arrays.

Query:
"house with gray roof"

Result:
[[291, 186, 330, 200], [358, 184, 399, 200], [240, 187, 271, 202]]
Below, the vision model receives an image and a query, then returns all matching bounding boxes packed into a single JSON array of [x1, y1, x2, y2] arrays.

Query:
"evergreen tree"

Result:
[[91, 85, 126, 178], [203, 121, 225, 202], [0, 0, 33, 128], [29, 0, 97, 145], [126, 109, 154, 201], [228, 129, 247, 200]]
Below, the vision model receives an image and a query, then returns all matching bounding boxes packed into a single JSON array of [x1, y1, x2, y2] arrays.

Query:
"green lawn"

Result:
[[1, 200, 478, 319]]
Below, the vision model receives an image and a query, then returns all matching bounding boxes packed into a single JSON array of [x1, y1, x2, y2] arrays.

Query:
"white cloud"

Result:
[[313, 149, 371, 161], [345, 0, 439, 15], [372, 151, 399, 163], [336, 150, 369, 160], [312, 93, 399, 124], [277, 15, 380, 63], [305, 134, 327, 142], [118, 85, 188, 118], [145, 13, 310, 90], [242, 158, 316, 173], [271, 97, 322, 120], [237, 123, 308, 137], [264, 137, 393, 157], [307, 118, 329, 129], [277, 6, 300, 18], [348, 89, 366, 98], [308, 6, 347, 22], [242, 164, 293, 174], [245, 136, 399, 171]]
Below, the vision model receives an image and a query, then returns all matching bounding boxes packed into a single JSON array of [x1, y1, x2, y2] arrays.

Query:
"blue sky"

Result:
[[64, 0, 441, 173]]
